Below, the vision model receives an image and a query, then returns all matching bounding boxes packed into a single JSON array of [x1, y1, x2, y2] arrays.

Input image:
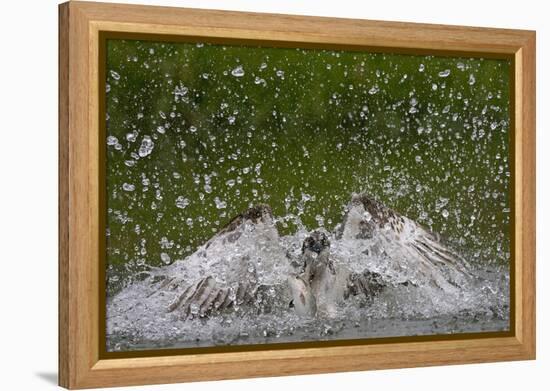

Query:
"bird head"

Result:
[[302, 230, 331, 255]]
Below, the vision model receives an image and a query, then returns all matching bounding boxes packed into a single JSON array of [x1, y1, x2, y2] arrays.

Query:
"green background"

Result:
[[105, 39, 511, 295]]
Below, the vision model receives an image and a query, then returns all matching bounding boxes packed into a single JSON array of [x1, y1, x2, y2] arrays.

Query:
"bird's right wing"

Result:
[[336, 193, 472, 293], [110, 205, 292, 320]]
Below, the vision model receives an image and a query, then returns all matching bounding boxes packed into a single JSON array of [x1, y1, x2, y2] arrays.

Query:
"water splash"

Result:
[[107, 206, 509, 352]]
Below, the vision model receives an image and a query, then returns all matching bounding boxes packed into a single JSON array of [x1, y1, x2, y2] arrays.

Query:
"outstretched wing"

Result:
[[133, 204, 292, 319], [336, 193, 471, 292]]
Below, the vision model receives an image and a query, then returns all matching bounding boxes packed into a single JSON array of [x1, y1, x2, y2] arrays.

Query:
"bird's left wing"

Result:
[[336, 193, 472, 293]]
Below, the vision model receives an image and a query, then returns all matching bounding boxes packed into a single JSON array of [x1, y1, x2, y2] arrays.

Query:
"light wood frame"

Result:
[[59, 1, 536, 389]]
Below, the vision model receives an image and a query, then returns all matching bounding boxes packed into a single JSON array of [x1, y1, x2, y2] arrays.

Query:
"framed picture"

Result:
[[59, 1, 536, 389]]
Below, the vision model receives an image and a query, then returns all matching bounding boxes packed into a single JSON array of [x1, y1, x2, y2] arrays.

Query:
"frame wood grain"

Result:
[[59, 1, 536, 388]]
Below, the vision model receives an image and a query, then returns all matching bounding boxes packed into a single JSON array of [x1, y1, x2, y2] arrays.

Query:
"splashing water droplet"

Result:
[[106, 136, 118, 146], [126, 132, 137, 142], [138, 136, 154, 157], [122, 183, 135, 192], [214, 197, 227, 209], [175, 196, 190, 209], [231, 65, 245, 77], [160, 253, 171, 264]]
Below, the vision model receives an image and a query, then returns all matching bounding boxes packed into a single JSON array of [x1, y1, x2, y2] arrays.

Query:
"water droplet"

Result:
[[160, 253, 171, 264], [109, 70, 120, 80], [138, 136, 154, 157], [204, 184, 212, 193], [175, 196, 190, 209], [189, 126, 197, 133], [156, 125, 166, 134], [106, 135, 118, 146], [126, 132, 137, 142], [122, 183, 135, 192], [438, 69, 451, 78], [174, 84, 188, 102], [418, 63, 425, 72], [231, 65, 245, 77], [435, 197, 449, 210], [441, 209, 449, 218], [368, 86, 379, 95], [468, 74, 476, 85], [214, 197, 227, 209]]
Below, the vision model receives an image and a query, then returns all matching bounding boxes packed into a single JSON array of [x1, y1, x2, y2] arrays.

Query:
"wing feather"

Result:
[[338, 193, 472, 291], [148, 204, 291, 319]]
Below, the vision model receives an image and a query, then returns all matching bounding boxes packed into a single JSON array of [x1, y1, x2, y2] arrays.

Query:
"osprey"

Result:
[[108, 194, 472, 320], [297, 230, 385, 317]]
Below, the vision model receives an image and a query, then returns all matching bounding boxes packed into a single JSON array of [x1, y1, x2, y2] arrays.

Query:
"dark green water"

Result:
[[105, 39, 511, 295]]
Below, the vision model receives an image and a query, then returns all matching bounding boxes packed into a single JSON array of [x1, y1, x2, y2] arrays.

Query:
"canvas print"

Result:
[[104, 38, 511, 352]]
